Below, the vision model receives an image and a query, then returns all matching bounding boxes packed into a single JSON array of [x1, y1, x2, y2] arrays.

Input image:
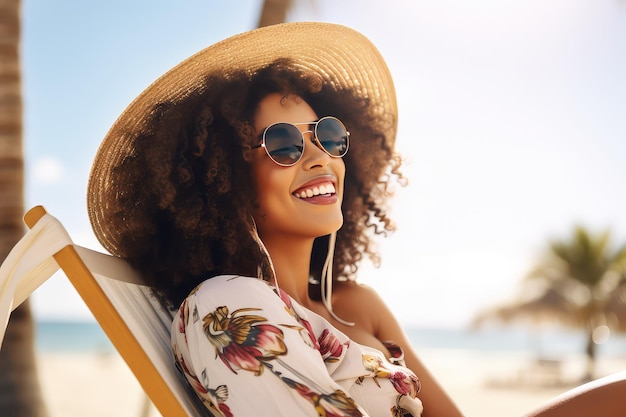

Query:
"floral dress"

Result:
[[171, 275, 423, 417]]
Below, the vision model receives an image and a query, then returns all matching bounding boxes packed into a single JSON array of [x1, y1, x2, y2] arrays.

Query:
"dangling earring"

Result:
[[321, 232, 354, 326], [249, 217, 280, 292]]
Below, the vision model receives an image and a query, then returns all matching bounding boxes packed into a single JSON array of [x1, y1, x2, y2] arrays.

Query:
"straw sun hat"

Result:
[[87, 21, 397, 256]]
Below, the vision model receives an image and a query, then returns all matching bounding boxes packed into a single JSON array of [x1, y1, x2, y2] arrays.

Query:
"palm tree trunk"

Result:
[[583, 325, 596, 382], [0, 0, 49, 414], [0, 302, 49, 416], [257, 0, 292, 27]]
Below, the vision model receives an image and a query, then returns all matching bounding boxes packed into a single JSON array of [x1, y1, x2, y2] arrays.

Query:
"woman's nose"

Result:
[[300, 131, 331, 169]]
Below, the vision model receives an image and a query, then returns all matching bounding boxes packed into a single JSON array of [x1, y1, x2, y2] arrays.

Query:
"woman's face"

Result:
[[250, 93, 345, 242]]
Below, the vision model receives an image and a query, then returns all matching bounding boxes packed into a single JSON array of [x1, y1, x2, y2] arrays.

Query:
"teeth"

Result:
[[295, 183, 336, 199]]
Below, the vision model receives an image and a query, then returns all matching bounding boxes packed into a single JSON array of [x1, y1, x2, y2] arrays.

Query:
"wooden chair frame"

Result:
[[0, 206, 209, 416]]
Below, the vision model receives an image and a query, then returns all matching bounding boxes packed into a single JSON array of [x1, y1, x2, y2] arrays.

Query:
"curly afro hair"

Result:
[[106, 58, 405, 308]]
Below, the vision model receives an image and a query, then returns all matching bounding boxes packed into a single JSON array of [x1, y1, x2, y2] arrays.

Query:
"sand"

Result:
[[36, 348, 625, 417]]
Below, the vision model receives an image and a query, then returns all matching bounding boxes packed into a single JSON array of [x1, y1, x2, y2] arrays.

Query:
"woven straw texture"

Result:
[[87, 22, 396, 255]]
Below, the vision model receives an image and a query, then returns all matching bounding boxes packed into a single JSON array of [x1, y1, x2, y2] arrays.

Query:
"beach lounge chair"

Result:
[[0, 206, 210, 416]]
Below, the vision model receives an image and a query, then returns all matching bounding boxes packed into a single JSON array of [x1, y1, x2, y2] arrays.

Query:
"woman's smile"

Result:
[[292, 175, 338, 204]]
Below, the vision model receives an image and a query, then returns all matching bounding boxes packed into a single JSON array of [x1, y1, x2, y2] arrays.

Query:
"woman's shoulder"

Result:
[[333, 280, 385, 305], [330, 281, 389, 325]]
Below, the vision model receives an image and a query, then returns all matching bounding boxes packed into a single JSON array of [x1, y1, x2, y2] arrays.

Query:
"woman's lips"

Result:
[[292, 177, 339, 205], [293, 182, 337, 199]]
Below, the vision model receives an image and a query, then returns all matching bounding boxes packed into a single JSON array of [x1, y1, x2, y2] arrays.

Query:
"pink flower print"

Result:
[[203, 306, 287, 375], [318, 329, 348, 362], [277, 286, 292, 306], [277, 287, 319, 349], [388, 370, 421, 397], [173, 349, 234, 417], [177, 299, 189, 339]]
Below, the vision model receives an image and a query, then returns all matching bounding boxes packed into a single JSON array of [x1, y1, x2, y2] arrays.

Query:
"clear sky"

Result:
[[22, 0, 626, 328]]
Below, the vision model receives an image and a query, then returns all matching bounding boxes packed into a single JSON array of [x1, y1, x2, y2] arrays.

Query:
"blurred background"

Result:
[[2, 0, 626, 416]]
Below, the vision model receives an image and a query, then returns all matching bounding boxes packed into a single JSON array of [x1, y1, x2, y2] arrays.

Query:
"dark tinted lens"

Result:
[[264, 123, 304, 165], [315, 117, 349, 157]]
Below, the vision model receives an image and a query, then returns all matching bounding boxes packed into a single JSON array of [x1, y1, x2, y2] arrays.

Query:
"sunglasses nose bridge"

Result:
[[302, 129, 331, 157], [301, 129, 323, 152], [300, 129, 315, 140]]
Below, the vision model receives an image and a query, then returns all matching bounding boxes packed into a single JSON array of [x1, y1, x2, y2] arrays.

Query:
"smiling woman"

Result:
[[85, 22, 430, 417], [82, 20, 625, 417]]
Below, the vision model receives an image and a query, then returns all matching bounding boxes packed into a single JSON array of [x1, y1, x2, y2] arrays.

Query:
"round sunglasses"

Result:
[[251, 116, 350, 166]]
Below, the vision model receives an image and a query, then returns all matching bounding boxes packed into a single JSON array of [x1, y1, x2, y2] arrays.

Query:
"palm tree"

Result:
[[0, 0, 49, 414], [474, 226, 626, 381]]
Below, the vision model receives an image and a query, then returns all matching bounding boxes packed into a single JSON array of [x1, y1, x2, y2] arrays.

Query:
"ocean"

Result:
[[34, 320, 626, 358]]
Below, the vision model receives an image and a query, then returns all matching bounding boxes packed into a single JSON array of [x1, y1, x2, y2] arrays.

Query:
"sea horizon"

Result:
[[34, 320, 626, 358]]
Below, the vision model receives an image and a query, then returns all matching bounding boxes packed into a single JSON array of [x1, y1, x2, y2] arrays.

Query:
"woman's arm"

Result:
[[523, 371, 626, 417]]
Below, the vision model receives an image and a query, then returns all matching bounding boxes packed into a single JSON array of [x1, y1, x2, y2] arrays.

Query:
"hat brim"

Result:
[[87, 22, 397, 255]]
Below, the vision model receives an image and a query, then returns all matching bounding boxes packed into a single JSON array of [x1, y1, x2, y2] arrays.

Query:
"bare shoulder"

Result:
[[332, 280, 387, 309], [331, 281, 395, 332]]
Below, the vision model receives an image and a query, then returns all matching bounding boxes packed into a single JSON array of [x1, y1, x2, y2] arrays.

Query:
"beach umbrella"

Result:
[[471, 286, 579, 328]]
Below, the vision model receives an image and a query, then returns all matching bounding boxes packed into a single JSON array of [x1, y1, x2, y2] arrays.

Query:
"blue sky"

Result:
[[23, 0, 626, 328]]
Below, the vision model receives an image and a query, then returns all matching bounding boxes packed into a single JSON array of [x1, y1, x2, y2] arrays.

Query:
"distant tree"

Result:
[[474, 226, 626, 381], [0, 0, 49, 414]]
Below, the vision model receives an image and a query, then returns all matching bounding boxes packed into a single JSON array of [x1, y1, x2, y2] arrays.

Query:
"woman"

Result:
[[87, 22, 456, 416], [86, 22, 623, 417]]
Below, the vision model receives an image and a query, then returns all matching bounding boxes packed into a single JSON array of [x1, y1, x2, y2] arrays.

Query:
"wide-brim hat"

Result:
[[87, 21, 397, 256]]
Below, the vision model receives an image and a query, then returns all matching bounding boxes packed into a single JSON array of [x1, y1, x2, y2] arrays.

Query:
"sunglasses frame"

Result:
[[251, 116, 350, 167]]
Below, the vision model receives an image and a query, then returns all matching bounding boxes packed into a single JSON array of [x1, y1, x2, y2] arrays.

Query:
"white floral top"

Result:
[[171, 275, 423, 417]]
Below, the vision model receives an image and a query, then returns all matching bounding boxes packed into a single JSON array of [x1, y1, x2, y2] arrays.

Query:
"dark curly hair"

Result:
[[107, 58, 404, 308]]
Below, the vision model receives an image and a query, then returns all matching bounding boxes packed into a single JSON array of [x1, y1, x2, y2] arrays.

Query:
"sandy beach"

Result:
[[36, 348, 626, 417]]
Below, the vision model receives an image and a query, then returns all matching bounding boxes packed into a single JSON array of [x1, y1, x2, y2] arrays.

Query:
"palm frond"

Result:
[[474, 225, 626, 335]]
